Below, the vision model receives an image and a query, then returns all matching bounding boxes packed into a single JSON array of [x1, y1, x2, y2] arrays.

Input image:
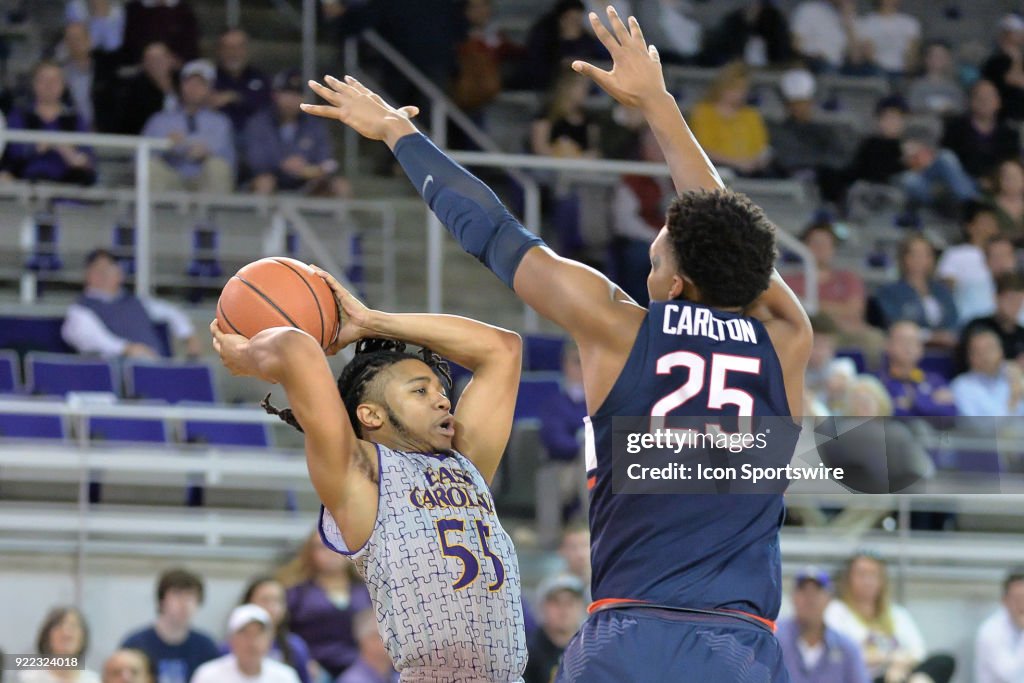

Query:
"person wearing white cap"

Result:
[[982, 14, 1024, 121], [141, 58, 236, 193], [190, 605, 301, 683]]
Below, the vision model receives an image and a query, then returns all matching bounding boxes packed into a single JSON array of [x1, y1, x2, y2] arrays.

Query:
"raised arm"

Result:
[[316, 270, 521, 483], [210, 322, 378, 547], [301, 75, 646, 410]]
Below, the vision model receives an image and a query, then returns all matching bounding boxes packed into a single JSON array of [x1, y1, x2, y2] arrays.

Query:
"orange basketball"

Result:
[[217, 257, 340, 350]]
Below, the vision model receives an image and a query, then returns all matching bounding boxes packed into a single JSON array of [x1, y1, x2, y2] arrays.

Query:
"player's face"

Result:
[[1005, 581, 1024, 629], [249, 581, 286, 626], [647, 227, 685, 303], [379, 359, 454, 452]]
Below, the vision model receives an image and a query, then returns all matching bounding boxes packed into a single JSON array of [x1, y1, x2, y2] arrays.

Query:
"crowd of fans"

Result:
[[3, 549, 1022, 683]]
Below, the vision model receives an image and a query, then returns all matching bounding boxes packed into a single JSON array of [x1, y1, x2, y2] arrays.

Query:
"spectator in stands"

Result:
[[450, 0, 524, 118], [335, 610, 397, 683], [66, 0, 125, 54], [523, 575, 585, 683], [975, 568, 1024, 683], [936, 202, 1001, 324], [121, 568, 219, 683], [536, 343, 587, 548], [777, 567, 869, 683], [277, 532, 371, 680], [530, 71, 598, 159], [908, 40, 966, 117], [689, 62, 771, 177], [805, 313, 857, 415], [702, 0, 793, 68], [786, 222, 883, 357], [244, 70, 350, 198], [791, 0, 857, 73], [212, 28, 271, 134], [118, 41, 178, 135], [942, 80, 1020, 181], [517, 0, 606, 92], [62, 248, 199, 359], [843, 96, 906, 189], [101, 650, 152, 683], [239, 576, 313, 683], [610, 127, 667, 305], [899, 127, 979, 215], [854, 0, 920, 77], [21, 606, 100, 682], [952, 327, 1024, 418], [558, 525, 591, 604], [0, 61, 96, 186], [633, 0, 701, 65], [827, 554, 956, 683], [879, 320, 957, 417], [61, 23, 98, 129], [143, 59, 235, 193], [192, 605, 300, 683], [961, 273, 1024, 367], [981, 14, 1024, 122], [875, 235, 959, 346], [121, 0, 199, 65], [986, 159, 1024, 242], [770, 69, 855, 187]]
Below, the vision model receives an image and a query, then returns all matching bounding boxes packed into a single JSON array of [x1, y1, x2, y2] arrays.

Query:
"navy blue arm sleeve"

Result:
[[392, 132, 545, 289]]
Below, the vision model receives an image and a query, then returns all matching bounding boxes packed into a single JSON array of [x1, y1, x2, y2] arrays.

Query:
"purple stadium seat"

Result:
[[184, 420, 270, 447], [0, 412, 66, 439], [524, 335, 566, 372], [26, 352, 117, 396], [0, 350, 19, 393], [126, 361, 216, 403], [947, 450, 1004, 474], [0, 317, 74, 355], [514, 375, 563, 420], [88, 417, 168, 443], [920, 352, 955, 381]]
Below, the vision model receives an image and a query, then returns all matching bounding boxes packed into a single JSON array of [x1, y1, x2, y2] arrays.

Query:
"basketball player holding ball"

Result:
[[210, 271, 527, 683], [302, 6, 811, 682]]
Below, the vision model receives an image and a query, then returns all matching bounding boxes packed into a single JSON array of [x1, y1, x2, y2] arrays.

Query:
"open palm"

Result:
[[301, 74, 418, 142]]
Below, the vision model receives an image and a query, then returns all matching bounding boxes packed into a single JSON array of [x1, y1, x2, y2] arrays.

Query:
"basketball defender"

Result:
[[302, 7, 811, 680], [211, 273, 527, 683]]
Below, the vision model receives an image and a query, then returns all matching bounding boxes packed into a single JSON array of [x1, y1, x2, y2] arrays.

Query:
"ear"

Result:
[[671, 274, 697, 301], [355, 403, 384, 432]]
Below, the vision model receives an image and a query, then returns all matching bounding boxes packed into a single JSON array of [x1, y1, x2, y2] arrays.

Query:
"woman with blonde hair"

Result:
[[529, 70, 599, 159], [277, 531, 370, 681], [688, 61, 771, 175], [825, 553, 954, 683]]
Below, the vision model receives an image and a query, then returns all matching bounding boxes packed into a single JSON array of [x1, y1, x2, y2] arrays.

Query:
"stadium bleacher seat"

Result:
[[126, 360, 216, 404], [0, 316, 74, 355], [26, 352, 118, 396], [920, 352, 955, 381], [0, 411, 66, 440], [184, 420, 270, 447], [87, 417, 168, 443], [514, 374, 563, 421], [0, 350, 20, 393], [524, 335, 565, 372]]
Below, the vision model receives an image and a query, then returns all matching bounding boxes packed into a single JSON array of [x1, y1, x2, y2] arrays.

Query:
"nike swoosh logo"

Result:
[[422, 174, 434, 194]]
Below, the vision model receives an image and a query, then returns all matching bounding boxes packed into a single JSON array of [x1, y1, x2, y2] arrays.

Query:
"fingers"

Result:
[[606, 5, 631, 46], [587, 10, 621, 54], [342, 74, 372, 96], [299, 103, 341, 119], [572, 60, 614, 91], [398, 105, 420, 119], [628, 15, 647, 48], [649, 44, 660, 63], [308, 79, 349, 105], [321, 75, 358, 98]]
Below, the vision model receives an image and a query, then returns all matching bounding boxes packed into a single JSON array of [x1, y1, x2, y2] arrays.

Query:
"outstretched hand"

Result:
[[571, 6, 668, 110], [301, 75, 419, 147]]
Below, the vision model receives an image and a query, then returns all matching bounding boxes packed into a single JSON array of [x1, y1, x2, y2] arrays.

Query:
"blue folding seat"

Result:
[[26, 352, 117, 396], [524, 335, 566, 372], [514, 375, 564, 421], [0, 412, 66, 439], [88, 417, 168, 443], [184, 420, 270, 447], [0, 350, 19, 393], [126, 361, 216, 404]]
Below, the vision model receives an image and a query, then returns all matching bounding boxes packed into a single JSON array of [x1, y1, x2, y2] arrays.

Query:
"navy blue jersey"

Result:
[[584, 300, 800, 621]]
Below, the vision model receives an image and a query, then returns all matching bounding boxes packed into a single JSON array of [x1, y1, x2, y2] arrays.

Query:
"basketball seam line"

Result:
[[235, 275, 300, 329], [272, 258, 326, 348], [217, 301, 243, 336]]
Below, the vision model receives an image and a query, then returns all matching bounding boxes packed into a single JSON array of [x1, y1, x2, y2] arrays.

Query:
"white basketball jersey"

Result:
[[319, 444, 526, 683]]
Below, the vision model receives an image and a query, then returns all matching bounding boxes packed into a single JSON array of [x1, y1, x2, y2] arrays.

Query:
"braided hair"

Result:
[[263, 338, 453, 437]]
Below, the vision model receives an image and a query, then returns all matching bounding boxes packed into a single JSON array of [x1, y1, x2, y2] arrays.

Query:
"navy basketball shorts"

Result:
[[555, 607, 791, 683]]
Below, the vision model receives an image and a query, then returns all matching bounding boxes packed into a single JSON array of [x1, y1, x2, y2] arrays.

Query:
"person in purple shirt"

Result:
[[879, 320, 958, 418], [243, 69, 351, 197], [238, 576, 315, 683], [536, 342, 588, 548], [0, 60, 96, 185], [280, 532, 372, 680], [212, 28, 271, 132], [142, 59, 235, 193], [778, 567, 870, 683], [335, 610, 398, 683]]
